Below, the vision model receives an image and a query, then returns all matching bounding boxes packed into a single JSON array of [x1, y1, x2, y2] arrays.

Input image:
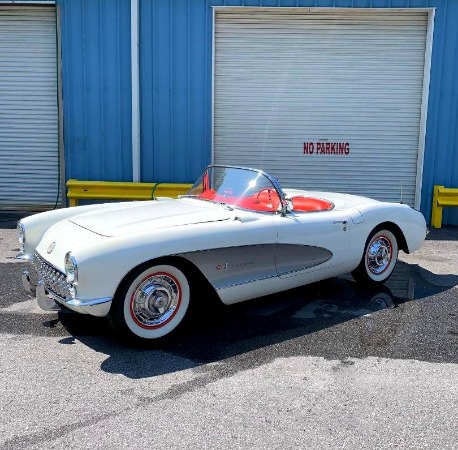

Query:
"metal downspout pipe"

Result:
[[131, 0, 140, 182]]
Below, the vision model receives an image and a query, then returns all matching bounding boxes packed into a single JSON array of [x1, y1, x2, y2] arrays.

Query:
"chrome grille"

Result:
[[33, 252, 72, 300]]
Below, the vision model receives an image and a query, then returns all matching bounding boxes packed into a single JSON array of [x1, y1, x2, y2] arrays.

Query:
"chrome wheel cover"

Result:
[[130, 273, 181, 329], [366, 236, 393, 275]]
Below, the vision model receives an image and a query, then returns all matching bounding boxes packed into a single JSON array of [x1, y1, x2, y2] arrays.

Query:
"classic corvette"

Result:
[[17, 165, 426, 341]]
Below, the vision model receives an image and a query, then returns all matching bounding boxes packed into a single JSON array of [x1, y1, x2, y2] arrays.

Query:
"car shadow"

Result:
[[52, 259, 458, 378]]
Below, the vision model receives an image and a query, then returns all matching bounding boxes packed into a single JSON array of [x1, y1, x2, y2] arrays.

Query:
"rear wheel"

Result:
[[351, 229, 398, 284], [108, 263, 190, 341]]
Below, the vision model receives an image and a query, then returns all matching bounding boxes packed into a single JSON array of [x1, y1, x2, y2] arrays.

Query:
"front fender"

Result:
[[354, 204, 427, 254]]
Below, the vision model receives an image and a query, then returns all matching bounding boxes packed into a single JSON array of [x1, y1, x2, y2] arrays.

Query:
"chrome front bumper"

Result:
[[22, 270, 112, 317]]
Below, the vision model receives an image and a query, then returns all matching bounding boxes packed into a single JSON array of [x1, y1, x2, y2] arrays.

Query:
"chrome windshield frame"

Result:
[[183, 165, 290, 216]]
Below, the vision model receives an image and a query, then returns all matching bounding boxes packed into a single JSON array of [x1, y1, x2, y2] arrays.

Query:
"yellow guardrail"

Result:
[[67, 179, 193, 207], [431, 185, 458, 228]]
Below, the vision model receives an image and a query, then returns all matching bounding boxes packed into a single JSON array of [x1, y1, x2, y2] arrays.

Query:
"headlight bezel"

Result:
[[64, 252, 78, 283]]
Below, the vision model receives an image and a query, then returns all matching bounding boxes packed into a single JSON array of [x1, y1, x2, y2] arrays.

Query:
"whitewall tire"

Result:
[[109, 263, 190, 340], [352, 229, 399, 284]]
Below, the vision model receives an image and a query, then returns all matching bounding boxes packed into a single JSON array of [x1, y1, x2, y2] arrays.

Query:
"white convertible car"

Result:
[[17, 165, 426, 341]]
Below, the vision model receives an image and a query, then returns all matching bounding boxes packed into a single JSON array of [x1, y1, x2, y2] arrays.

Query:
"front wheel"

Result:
[[351, 229, 398, 284], [108, 263, 190, 341]]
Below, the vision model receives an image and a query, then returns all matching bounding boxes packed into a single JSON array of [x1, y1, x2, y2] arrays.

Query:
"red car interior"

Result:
[[198, 189, 334, 213]]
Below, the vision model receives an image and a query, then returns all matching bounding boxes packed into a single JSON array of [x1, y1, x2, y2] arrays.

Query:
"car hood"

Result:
[[69, 199, 231, 237]]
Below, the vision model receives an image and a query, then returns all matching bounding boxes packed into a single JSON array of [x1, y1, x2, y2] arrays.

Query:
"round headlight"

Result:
[[64, 252, 78, 283], [17, 221, 25, 245]]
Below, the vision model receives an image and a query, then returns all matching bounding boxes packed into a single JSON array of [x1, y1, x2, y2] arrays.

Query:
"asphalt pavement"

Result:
[[0, 212, 457, 449]]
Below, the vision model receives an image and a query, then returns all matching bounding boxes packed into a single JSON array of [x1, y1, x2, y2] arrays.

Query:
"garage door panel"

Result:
[[214, 8, 428, 207], [0, 6, 59, 209]]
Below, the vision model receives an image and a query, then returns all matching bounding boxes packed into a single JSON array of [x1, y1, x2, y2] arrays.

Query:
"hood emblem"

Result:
[[47, 242, 56, 254]]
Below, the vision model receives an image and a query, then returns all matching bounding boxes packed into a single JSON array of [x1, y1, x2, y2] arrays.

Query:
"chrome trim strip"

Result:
[[277, 266, 326, 277], [67, 297, 113, 307], [215, 273, 277, 290], [44, 287, 112, 317], [43, 287, 112, 308]]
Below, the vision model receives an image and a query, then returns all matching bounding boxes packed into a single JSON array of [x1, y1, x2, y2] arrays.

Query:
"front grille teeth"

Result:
[[33, 252, 72, 300]]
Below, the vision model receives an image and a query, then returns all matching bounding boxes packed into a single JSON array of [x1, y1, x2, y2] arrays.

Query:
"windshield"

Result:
[[184, 166, 284, 213]]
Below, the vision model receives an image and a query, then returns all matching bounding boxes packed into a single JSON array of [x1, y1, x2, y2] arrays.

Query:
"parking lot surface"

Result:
[[0, 213, 457, 449]]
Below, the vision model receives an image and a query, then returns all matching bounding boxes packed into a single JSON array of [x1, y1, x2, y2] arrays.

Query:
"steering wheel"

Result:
[[257, 188, 273, 203], [257, 188, 279, 209]]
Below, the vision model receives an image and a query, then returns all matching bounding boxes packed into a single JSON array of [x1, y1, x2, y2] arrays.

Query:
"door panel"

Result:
[[276, 211, 351, 279]]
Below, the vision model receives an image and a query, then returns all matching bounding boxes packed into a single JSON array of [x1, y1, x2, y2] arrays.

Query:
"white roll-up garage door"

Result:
[[213, 8, 431, 207], [0, 6, 59, 209]]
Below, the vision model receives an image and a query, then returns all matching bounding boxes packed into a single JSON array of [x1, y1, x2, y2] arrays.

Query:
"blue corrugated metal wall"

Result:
[[59, 0, 132, 182], [16, 0, 458, 223], [139, 0, 211, 184], [422, 0, 458, 224]]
